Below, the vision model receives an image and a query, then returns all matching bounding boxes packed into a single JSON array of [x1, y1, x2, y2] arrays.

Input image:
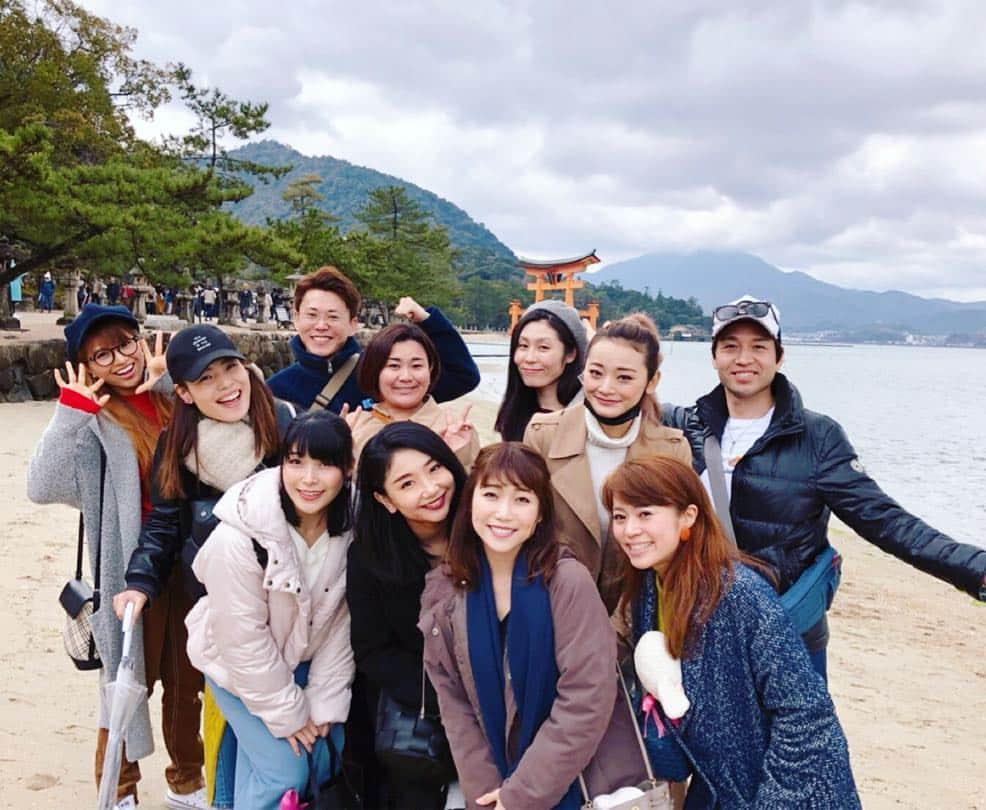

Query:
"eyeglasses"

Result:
[[714, 301, 777, 322], [87, 336, 140, 367]]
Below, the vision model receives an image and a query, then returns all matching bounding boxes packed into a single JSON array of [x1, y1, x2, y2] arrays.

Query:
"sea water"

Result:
[[466, 340, 986, 549]]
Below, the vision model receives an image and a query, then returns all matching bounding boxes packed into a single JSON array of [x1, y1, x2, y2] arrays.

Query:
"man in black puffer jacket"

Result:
[[664, 295, 986, 678]]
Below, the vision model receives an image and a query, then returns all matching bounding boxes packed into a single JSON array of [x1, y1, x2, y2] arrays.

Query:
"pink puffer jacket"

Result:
[[185, 467, 354, 737]]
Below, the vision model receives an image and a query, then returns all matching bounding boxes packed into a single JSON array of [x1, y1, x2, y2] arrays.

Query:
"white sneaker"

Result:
[[166, 787, 210, 809], [114, 798, 137, 810]]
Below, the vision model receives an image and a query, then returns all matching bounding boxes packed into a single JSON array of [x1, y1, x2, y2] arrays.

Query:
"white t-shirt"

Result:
[[700, 407, 774, 504], [288, 526, 331, 591]]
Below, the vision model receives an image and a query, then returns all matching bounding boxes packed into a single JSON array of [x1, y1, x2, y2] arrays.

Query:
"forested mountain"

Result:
[[227, 140, 519, 281]]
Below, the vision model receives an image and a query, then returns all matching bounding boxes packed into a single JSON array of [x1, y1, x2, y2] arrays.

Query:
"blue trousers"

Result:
[[206, 662, 344, 810]]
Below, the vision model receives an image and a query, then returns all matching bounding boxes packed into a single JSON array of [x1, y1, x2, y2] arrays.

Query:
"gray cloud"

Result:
[[83, 0, 986, 300]]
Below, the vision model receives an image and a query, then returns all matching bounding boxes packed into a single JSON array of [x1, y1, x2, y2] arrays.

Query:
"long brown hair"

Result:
[[601, 455, 767, 659], [156, 367, 279, 499], [587, 312, 663, 423], [80, 323, 172, 478], [447, 442, 559, 589]]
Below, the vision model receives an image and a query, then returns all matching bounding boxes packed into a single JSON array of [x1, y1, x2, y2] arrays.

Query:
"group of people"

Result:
[[28, 265, 986, 810]]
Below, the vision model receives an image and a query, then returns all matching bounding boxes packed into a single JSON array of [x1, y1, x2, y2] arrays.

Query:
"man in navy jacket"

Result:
[[267, 266, 480, 412], [665, 295, 986, 677]]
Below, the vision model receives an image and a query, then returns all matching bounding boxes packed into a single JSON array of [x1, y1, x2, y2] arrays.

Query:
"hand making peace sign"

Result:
[[439, 403, 474, 454]]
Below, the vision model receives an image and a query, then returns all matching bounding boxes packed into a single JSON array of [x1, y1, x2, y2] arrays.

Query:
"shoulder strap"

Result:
[[74, 515, 86, 581], [703, 434, 737, 548], [310, 352, 360, 412], [578, 664, 660, 804], [90, 448, 107, 608]]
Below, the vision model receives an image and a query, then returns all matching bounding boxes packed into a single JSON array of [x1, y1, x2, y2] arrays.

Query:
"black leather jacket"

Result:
[[664, 374, 986, 598], [125, 401, 294, 600]]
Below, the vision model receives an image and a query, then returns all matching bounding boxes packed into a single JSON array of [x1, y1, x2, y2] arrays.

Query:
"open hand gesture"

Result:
[[135, 332, 166, 394], [439, 404, 474, 454], [394, 296, 429, 324], [54, 362, 110, 408]]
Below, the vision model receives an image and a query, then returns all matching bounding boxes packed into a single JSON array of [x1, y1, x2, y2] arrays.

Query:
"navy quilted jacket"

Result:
[[664, 374, 986, 596], [663, 566, 860, 809]]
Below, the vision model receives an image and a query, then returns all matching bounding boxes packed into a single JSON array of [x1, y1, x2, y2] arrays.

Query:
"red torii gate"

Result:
[[508, 250, 601, 332]]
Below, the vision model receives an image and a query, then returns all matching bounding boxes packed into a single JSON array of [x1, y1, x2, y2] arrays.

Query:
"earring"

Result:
[[679, 526, 691, 542]]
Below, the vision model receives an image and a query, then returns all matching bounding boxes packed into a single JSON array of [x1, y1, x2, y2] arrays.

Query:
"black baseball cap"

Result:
[[64, 304, 139, 363], [166, 325, 245, 384]]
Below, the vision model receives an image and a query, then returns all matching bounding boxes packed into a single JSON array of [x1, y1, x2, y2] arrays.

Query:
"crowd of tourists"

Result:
[[27, 265, 986, 810]]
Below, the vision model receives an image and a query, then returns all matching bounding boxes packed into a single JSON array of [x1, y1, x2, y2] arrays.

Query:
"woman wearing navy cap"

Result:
[[27, 304, 206, 809]]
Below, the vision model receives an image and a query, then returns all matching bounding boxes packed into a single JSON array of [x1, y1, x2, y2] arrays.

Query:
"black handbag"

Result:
[[374, 661, 456, 785], [304, 734, 363, 809], [58, 448, 106, 671]]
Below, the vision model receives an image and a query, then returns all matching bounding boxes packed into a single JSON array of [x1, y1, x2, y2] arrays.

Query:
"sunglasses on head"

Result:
[[714, 300, 776, 321]]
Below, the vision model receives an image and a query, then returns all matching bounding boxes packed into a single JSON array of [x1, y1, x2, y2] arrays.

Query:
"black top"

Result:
[[346, 542, 440, 714]]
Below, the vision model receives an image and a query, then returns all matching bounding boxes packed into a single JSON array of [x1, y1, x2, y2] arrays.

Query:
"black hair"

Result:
[[353, 422, 468, 585], [494, 309, 584, 441], [278, 411, 354, 535]]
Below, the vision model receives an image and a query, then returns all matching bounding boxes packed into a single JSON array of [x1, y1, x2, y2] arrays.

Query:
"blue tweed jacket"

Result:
[[652, 565, 860, 809]]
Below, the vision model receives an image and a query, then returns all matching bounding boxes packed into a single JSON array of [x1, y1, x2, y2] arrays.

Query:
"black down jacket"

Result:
[[664, 373, 986, 598], [125, 400, 295, 601]]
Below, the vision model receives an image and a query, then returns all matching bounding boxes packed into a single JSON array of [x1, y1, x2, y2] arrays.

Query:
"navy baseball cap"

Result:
[[64, 304, 139, 363], [166, 325, 245, 384]]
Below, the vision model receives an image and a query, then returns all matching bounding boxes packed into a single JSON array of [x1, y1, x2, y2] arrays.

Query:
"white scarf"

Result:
[[184, 418, 264, 492]]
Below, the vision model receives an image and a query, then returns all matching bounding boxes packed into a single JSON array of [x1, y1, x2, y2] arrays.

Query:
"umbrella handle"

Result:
[[121, 601, 135, 660]]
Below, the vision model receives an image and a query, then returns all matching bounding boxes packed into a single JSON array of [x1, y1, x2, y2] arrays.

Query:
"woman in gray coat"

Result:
[[27, 304, 207, 810]]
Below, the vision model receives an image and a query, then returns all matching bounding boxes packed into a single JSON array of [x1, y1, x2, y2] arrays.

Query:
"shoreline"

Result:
[[1, 399, 983, 809]]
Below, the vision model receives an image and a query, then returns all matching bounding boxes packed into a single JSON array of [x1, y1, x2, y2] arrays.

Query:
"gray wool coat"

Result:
[[27, 401, 155, 760]]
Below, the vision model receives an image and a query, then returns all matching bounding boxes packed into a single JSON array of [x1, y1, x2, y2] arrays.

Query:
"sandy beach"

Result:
[[1, 395, 983, 808]]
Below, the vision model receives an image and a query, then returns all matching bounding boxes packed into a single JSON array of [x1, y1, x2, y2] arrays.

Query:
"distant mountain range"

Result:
[[588, 251, 986, 334], [227, 140, 518, 279], [226, 143, 986, 335]]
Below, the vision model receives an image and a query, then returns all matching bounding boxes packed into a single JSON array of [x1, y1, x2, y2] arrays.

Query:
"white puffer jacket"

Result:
[[185, 467, 354, 736]]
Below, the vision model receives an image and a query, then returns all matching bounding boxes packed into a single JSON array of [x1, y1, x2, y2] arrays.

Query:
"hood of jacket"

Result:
[[212, 466, 291, 548], [289, 333, 361, 375]]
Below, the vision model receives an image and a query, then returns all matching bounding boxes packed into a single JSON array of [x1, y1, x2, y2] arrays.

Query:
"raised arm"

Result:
[[407, 302, 480, 403], [816, 418, 986, 599]]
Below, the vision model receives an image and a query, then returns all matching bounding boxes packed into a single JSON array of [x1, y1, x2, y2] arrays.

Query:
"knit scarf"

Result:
[[184, 418, 263, 492], [466, 551, 580, 809]]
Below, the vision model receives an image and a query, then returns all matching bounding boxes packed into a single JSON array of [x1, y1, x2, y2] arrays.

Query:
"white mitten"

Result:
[[592, 786, 646, 809], [634, 630, 689, 719]]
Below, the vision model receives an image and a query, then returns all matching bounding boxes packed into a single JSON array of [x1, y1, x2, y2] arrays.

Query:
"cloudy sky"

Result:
[[82, 0, 986, 300]]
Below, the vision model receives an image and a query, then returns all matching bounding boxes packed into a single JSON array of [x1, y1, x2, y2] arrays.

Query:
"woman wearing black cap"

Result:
[[113, 323, 296, 809], [27, 304, 207, 810]]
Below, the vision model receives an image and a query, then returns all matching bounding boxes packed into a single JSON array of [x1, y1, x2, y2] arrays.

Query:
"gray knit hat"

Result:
[[521, 299, 588, 366]]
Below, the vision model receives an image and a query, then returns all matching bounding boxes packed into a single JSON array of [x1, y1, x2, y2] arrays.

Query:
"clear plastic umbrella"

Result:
[[97, 603, 148, 810]]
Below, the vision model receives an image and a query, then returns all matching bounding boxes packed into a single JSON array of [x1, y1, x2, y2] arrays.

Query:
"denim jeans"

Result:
[[206, 661, 344, 810]]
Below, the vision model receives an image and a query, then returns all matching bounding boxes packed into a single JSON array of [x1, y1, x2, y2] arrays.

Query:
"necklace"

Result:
[[723, 417, 768, 468]]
